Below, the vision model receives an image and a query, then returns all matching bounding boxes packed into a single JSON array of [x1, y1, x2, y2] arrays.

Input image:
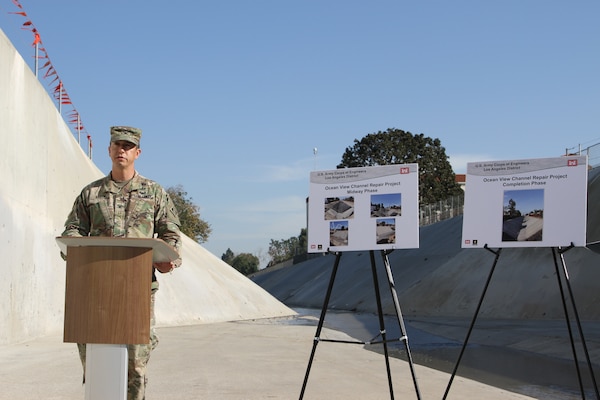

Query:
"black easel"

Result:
[[442, 244, 600, 400], [299, 250, 422, 400]]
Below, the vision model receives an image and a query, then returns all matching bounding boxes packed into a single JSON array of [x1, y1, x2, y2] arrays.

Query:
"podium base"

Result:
[[85, 344, 127, 400]]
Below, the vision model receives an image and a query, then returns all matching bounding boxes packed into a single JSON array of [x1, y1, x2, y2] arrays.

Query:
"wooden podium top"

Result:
[[56, 236, 179, 263]]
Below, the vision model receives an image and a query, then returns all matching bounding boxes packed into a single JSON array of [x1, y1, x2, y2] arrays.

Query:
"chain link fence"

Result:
[[419, 193, 464, 227], [581, 143, 600, 168]]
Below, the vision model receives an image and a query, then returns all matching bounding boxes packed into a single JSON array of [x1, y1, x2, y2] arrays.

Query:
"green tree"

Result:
[[166, 185, 212, 243], [298, 228, 307, 253], [337, 128, 462, 204], [231, 253, 259, 275], [268, 228, 307, 266], [221, 248, 235, 265]]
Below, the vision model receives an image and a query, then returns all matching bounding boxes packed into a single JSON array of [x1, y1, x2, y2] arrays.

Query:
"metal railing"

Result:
[[419, 194, 464, 227], [580, 143, 600, 169]]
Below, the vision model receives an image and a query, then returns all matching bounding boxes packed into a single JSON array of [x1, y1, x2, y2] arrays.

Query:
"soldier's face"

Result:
[[109, 140, 141, 167]]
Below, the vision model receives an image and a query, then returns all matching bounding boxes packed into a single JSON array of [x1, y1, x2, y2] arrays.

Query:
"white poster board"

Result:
[[307, 164, 419, 253], [462, 156, 587, 248]]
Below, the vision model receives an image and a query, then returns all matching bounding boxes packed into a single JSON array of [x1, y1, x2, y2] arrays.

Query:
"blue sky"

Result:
[[2, 1, 599, 266], [372, 193, 401, 208], [504, 189, 545, 215]]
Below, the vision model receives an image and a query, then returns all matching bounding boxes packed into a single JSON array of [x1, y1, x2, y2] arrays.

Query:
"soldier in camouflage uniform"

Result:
[[62, 126, 182, 400]]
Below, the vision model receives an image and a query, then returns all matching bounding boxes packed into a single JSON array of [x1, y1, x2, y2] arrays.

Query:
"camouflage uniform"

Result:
[[63, 168, 181, 400]]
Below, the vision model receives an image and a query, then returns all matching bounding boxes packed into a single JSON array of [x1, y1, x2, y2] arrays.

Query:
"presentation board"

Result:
[[307, 164, 419, 253], [462, 155, 588, 248]]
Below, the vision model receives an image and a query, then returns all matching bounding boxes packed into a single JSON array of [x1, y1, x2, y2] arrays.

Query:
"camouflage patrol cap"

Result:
[[110, 126, 142, 146]]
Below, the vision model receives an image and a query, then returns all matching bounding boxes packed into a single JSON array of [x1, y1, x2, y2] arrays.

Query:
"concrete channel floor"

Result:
[[0, 315, 540, 400]]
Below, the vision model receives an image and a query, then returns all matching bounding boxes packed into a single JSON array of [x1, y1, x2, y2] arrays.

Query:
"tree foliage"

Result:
[[337, 128, 462, 204], [166, 185, 212, 243], [221, 248, 235, 265], [268, 228, 307, 266], [221, 248, 259, 275], [230, 252, 259, 275]]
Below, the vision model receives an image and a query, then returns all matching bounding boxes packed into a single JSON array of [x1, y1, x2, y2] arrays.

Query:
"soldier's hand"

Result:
[[153, 261, 175, 273]]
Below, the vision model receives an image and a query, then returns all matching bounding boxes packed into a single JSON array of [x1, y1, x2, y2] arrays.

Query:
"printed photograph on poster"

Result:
[[462, 156, 587, 248], [329, 221, 349, 247], [376, 218, 396, 244], [371, 193, 402, 217], [325, 197, 355, 220], [502, 189, 544, 242], [308, 164, 419, 253]]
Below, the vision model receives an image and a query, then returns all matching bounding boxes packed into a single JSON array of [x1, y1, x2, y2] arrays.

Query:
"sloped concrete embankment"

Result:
[[253, 167, 600, 320]]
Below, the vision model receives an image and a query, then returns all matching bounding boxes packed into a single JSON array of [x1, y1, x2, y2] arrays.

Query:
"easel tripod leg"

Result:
[[380, 250, 422, 400], [370, 251, 395, 400], [552, 247, 585, 397], [554, 246, 600, 399], [299, 252, 342, 400], [443, 245, 502, 400]]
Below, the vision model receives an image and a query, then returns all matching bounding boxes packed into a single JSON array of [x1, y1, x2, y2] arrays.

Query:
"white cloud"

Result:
[[258, 153, 340, 182], [262, 163, 309, 182], [243, 195, 307, 213], [448, 153, 494, 174]]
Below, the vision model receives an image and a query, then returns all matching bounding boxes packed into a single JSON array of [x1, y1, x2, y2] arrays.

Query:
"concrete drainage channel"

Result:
[[293, 308, 599, 400]]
